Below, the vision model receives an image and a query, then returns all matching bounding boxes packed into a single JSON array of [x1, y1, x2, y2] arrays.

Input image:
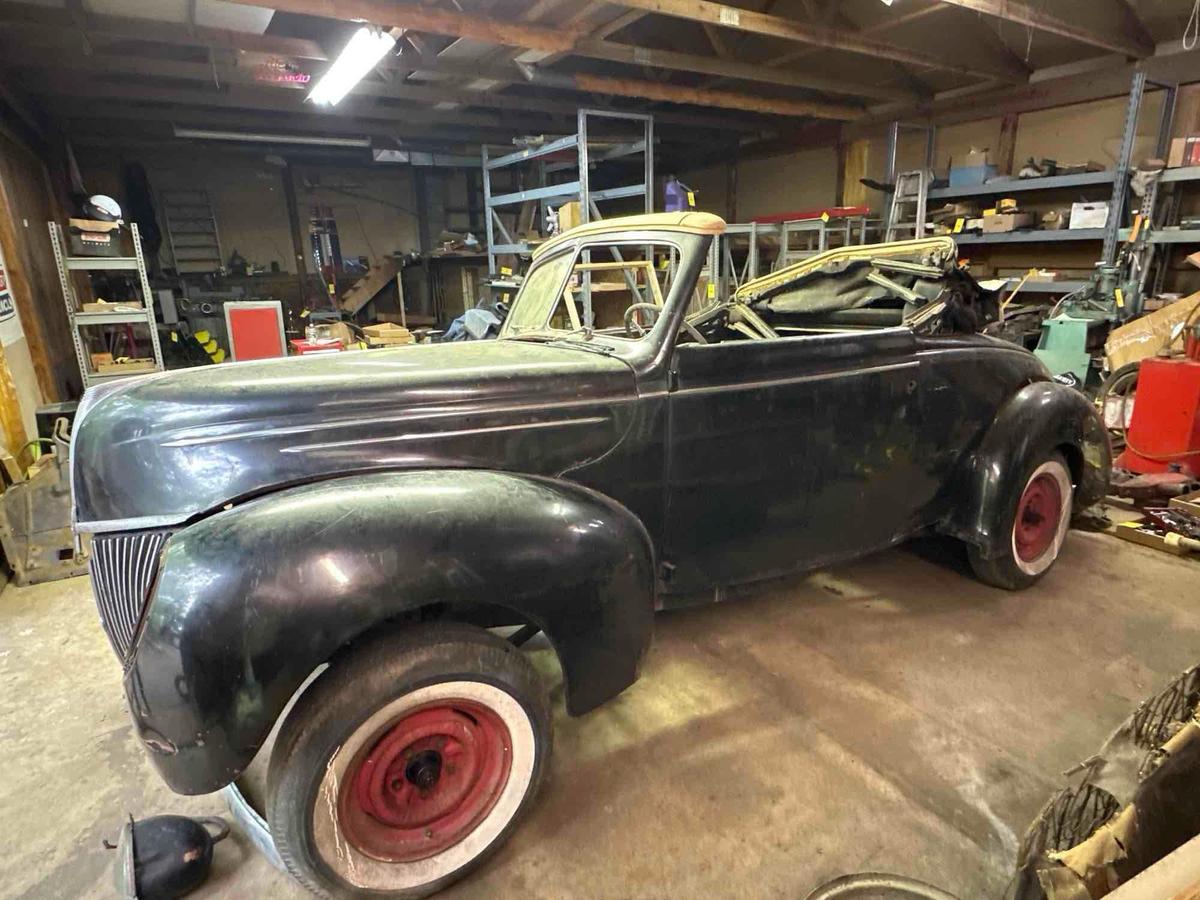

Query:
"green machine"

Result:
[[1034, 225, 1151, 384]]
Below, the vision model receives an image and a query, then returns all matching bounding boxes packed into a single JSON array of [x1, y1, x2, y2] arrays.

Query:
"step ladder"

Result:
[[884, 170, 929, 242], [162, 189, 223, 274], [48, 221, 165, 389]]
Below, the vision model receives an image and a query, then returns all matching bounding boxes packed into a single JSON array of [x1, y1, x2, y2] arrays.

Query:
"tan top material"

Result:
[[533, 212, 726, 259]]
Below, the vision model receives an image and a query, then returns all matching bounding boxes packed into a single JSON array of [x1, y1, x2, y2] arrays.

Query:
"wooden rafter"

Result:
[[217, 0, 918, 101], [601, 0, 1028, 80], [0, 0, 903, 104], [525, 70, 861, 120], [0, 44, 772, 132], [935, 0, 1153, 58], [576, 40, 911, 101]]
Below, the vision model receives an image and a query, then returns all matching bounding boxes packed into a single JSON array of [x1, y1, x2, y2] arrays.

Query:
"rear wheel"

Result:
[[267, 622, 551, 899], [968, 452, 1073, 590]]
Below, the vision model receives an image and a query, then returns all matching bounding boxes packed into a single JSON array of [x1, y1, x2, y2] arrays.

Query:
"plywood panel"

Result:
[[0, 134, 74, 401], [736, 147, 838, 219]]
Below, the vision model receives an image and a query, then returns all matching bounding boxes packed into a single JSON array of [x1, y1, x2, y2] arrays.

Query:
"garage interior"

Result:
[[1, 1, 1200, 899]]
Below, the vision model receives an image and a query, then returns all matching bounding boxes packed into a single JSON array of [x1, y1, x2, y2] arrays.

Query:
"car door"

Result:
[[662, 327, 928, 593]]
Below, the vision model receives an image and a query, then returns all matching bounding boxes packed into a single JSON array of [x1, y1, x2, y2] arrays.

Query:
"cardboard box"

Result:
[[364, 322, 414, 346], [981, 212, 1035, 233], [1105, 292, 1200, 370], [558, 201, 581, 232], [1069, 201, 1109, 229], [1168, 137, 1188, 168], [949, 164, 998, 187], [67, 218, 123, 257]]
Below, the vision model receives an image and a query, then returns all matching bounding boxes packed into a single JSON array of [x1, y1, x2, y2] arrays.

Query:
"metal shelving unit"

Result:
[[482, 108, 653, 274], [928, 170, 1116, 202], [49, 221, 165, 389], [955, 228, 1107, 245]]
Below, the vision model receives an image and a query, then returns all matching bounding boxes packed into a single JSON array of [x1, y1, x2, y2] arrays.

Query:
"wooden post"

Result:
[[996, 113, 1019, 176], [0, 167, 56, 401]]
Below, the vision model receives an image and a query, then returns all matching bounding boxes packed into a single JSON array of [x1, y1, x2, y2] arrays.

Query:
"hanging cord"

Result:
[[1185, 0, 1200, 50]]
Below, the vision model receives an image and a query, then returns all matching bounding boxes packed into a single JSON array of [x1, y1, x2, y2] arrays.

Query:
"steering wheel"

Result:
[[623, 303, 661, 337]]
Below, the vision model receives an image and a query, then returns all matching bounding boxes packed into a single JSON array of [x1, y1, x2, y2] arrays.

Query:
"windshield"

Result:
[[500, 239, 684, 342]]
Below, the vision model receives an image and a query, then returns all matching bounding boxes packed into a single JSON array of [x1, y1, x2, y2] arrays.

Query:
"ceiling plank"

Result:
[[599, 0, 1028, 81], [24, 77, 572, 134], [526, 70, 861, 119], [935, 0, 1153, 57], [574, 39, 908, 101], [0, 2, 328, 58], [231, 0, 584, 55], [218, 0, 915, 101], [0, 0, 902, 103], [701, 22, 734, 59], [1112, 0, 1156, 52], [762, 0, 947, 69], [592, 9, 650, 39], [0, 44, 772, 133]]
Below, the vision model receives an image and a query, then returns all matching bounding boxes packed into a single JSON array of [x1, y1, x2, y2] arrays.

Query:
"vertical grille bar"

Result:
[[89, 531, 170, 660]]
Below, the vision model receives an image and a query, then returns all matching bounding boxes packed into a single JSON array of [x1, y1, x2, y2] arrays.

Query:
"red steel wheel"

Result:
[[1013, 472, 1063, 563], [340, 701, 513, 863]]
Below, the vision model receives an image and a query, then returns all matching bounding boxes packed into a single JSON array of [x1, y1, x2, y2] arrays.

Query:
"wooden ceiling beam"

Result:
[[0, 1, 327, 58], [763, 0, 946, 69], [526, 70, 859, 120], [935, 0, 1153, 58], [0, 42, 773, 133], [23, 77, 573, 134], [217, 0, 912, 102], [42, 100, 515, 146], [600, 0, 1027, 81], [0, 0, 900, 103], [573, 39, 912, 101]]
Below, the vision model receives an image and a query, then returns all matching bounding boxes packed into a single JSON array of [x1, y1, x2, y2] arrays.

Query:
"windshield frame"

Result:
[[499, 235, 686, 345]]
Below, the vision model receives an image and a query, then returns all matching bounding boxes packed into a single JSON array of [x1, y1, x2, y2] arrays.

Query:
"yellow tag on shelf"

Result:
[[706, 283, 716, 299], [500, 266, 512, 276], [687, 191, 696, 208], [1115, 288, 1125, 308], [170, 331, 179, 342], [300, 309, 309, 318], [820, 211, 830, 222], [953, 218, 965, 234]]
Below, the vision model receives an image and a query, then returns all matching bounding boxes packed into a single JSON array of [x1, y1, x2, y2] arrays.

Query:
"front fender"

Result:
[[943, 380, 1110, 558], [125, 470, 655, 795]]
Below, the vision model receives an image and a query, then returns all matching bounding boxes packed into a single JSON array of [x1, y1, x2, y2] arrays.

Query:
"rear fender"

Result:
[[125, 470, 655, 794], [942, 381, 1110, 559]]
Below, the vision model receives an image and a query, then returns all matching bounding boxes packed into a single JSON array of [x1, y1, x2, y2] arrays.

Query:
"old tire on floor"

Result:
[[266, 622, 551, 899], [968, 452, 1073, 591]]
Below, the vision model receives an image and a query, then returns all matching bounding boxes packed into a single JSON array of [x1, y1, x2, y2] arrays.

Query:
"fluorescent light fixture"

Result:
[[879, 0, 895, 4], [308, 25, 396, 106], [173, 127, 371, 148]]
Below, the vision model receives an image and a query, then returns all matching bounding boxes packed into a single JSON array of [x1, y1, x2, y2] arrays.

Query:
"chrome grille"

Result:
[[89, 531, 170, 660]]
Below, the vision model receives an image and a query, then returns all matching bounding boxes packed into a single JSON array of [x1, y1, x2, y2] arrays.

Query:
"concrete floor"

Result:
[[1, 529, 1196, 900]]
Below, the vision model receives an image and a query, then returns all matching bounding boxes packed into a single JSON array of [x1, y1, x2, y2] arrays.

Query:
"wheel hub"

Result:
[[1014, 473, 1063, 562], [339, 701, 513, 863]]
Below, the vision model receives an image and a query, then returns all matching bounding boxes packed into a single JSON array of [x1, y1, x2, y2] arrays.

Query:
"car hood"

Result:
[[72, 340, 636, 531]]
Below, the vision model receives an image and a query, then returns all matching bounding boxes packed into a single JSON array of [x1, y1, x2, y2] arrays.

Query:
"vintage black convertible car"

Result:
[[72, 212, 1109, 899]]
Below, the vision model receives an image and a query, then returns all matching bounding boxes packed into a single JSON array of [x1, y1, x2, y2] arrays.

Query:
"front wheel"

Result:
[[968, 452, 1074, 590], [266, 622, 552, 899]]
